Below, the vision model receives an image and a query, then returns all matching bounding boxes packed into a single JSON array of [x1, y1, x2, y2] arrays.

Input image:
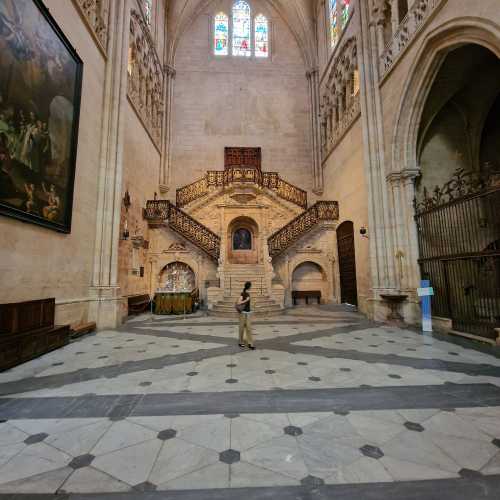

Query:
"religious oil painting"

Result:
[[0, 0, 83, 232]]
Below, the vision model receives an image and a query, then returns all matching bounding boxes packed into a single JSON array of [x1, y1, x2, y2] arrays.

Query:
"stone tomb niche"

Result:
[[228, 216, 259, 264], [158, 262, 196, 292], [292, 262, 328, 305]]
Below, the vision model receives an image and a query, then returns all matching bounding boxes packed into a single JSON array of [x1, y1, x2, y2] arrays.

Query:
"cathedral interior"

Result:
[[0, 0, 500, 498]]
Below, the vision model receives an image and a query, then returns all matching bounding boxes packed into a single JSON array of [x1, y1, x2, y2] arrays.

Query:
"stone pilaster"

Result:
[[89, 0, 132, 329], [160, 64, 176, 194], [357, 0, 398, 321], [307, 67, 324, 195]]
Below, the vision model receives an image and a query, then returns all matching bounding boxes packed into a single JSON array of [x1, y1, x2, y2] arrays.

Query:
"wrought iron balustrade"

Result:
[[144, 200, 220, 261], [268, 201, 339, 258], [176, 168, 308, 209]]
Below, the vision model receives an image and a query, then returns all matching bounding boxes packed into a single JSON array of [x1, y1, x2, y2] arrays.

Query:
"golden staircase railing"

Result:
[[268, 201, 339, 258], [176, 168, 308, 209], [144, 200, 220, 261]]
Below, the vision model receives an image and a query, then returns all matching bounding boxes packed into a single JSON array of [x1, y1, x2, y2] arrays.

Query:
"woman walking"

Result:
[[237, 281, 255, 350]]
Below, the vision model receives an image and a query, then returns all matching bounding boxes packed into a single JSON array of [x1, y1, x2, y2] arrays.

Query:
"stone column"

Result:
[[159, 64, 176, 194], [357, 1, 398, 321], [89, 0, 132, 329], [307, 68, 324, 195]]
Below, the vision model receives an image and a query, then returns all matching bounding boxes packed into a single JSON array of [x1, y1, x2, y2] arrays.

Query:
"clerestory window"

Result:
[[329, 0, 352, 49], [213, 1, 269, 59]]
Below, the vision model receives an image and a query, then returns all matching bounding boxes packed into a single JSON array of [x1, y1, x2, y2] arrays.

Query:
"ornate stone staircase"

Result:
[[209, 264, 283, 317]]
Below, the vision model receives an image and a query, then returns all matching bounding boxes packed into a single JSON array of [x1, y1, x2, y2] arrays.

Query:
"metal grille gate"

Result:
[[415, 169, 500, 340]]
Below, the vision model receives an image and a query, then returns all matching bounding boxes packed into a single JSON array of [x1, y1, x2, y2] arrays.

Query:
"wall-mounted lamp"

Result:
[[360, 226, 369, 238]]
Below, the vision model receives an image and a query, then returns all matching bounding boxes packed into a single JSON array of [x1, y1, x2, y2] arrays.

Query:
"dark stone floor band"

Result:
[[1, 383, 500, 420], [1, 474, 500, 499]]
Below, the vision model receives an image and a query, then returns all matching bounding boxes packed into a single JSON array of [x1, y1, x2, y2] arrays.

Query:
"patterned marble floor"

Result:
[[1, 305, 500, 499]]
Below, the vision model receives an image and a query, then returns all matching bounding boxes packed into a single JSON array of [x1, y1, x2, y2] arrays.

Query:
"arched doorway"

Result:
[[413, 44, 500, 339], [227, 216, 259, 264], [159, 261, 196, 292], [292, 261, 328, 305], [337, 221, 358, 306]]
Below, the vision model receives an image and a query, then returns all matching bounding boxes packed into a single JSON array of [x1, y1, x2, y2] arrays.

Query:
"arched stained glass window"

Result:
[[341, 0, 351, 28], [214, 12, 229, 56], [254, 14, 269, 58], [329, 0, 338, 48], [232, 1, 251, 57]]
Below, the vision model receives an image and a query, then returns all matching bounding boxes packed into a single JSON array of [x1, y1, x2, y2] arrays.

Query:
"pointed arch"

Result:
[[232, 1, 251, 57], [255, 13, 269, 58]]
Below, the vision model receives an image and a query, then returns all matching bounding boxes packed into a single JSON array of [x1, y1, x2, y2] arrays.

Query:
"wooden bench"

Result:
[[70, 321, 96, 339], [292, 290, 322, 306], [0, 298, 70, 371], [128, 294, 151, 315]]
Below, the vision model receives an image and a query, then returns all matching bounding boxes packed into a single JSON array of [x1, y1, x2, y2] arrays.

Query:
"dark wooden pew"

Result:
[[128, 294, 151, 315], [0, 298, 70, 371]]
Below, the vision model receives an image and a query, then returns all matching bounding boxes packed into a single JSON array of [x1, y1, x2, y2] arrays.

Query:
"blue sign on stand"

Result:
[[417, 279, 434, 332]]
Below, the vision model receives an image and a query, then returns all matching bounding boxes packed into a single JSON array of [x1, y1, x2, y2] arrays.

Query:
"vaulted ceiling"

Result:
[[167, 0, 317, 67]]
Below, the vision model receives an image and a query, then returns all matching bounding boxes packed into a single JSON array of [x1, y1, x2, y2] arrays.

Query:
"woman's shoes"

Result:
[[248, 345, 256, 350], [238, 343, 246, 348]]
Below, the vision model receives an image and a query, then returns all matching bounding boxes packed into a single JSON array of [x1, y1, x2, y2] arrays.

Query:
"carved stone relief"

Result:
[[128, 9, 164, 149], [320, 37, 361, 159]]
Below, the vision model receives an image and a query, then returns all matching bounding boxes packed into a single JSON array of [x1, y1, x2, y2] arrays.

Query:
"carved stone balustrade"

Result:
[[128, 10, 165, 149], [378, 0, 446, 80], [320, 37, 360, 160], [73, 0, 109, 53], [176, 168, 308, 209], [268, 201, 339, 258]]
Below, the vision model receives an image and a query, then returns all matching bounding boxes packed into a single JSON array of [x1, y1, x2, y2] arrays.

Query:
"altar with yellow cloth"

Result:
[[153, 290, 198, 315]]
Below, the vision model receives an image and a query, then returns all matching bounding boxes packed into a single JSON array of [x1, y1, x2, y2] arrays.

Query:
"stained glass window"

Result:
[[255, 14, 269, 58], [341, 0, 351, 28], [232, 1, 251, 57], [214, 12, 229, 56], [144, 0, 153, 25], [329, 0, 338, 48]]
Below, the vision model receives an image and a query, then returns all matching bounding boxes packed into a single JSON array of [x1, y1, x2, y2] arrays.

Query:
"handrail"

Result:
[[268, 201, 339, 258], [144, 200, 220, 261], [176, 167, 308, 209]]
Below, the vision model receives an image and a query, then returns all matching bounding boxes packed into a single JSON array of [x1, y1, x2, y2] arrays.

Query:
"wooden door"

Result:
[[337, 221, 358, 306]]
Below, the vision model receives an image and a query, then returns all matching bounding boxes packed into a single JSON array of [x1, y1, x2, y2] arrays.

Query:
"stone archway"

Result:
[[390, 21, 500, 335], [291, 261, 328, 305], [388, 20, 500, 297], [227, 216, 259, 264]]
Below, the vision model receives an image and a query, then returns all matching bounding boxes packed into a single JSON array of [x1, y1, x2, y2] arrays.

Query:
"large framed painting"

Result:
[[0, 0, 83, 233]]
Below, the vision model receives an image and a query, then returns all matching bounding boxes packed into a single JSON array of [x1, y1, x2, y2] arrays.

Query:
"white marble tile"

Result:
[[0, 423, 29, 445], [92, 439, 162, 486], [149, 439, 219, 485], [0, 466, 72, 494], [242, 435, 309, 480], [230, 461, 298, 487], [231, 417, 283, 452], [159, 462, 229, 490], [61, 467, 132, 493], [179, 417, 230, 452], [0, 443, 71, 484], [91, 420, 158, 456]]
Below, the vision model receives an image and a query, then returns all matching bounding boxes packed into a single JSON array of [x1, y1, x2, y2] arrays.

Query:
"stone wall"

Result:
[[0, 0, 106, 327], [170, 0, 313, 195]]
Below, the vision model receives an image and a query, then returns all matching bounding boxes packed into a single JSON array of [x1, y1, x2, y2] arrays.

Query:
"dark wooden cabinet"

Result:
[[0, 298, 70, 371]]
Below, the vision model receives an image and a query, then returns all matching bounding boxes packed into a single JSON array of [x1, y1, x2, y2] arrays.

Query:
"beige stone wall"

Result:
[[170, 0, 313, 194], [322, 120, 370, 314], [0, 0, 106, 327]]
